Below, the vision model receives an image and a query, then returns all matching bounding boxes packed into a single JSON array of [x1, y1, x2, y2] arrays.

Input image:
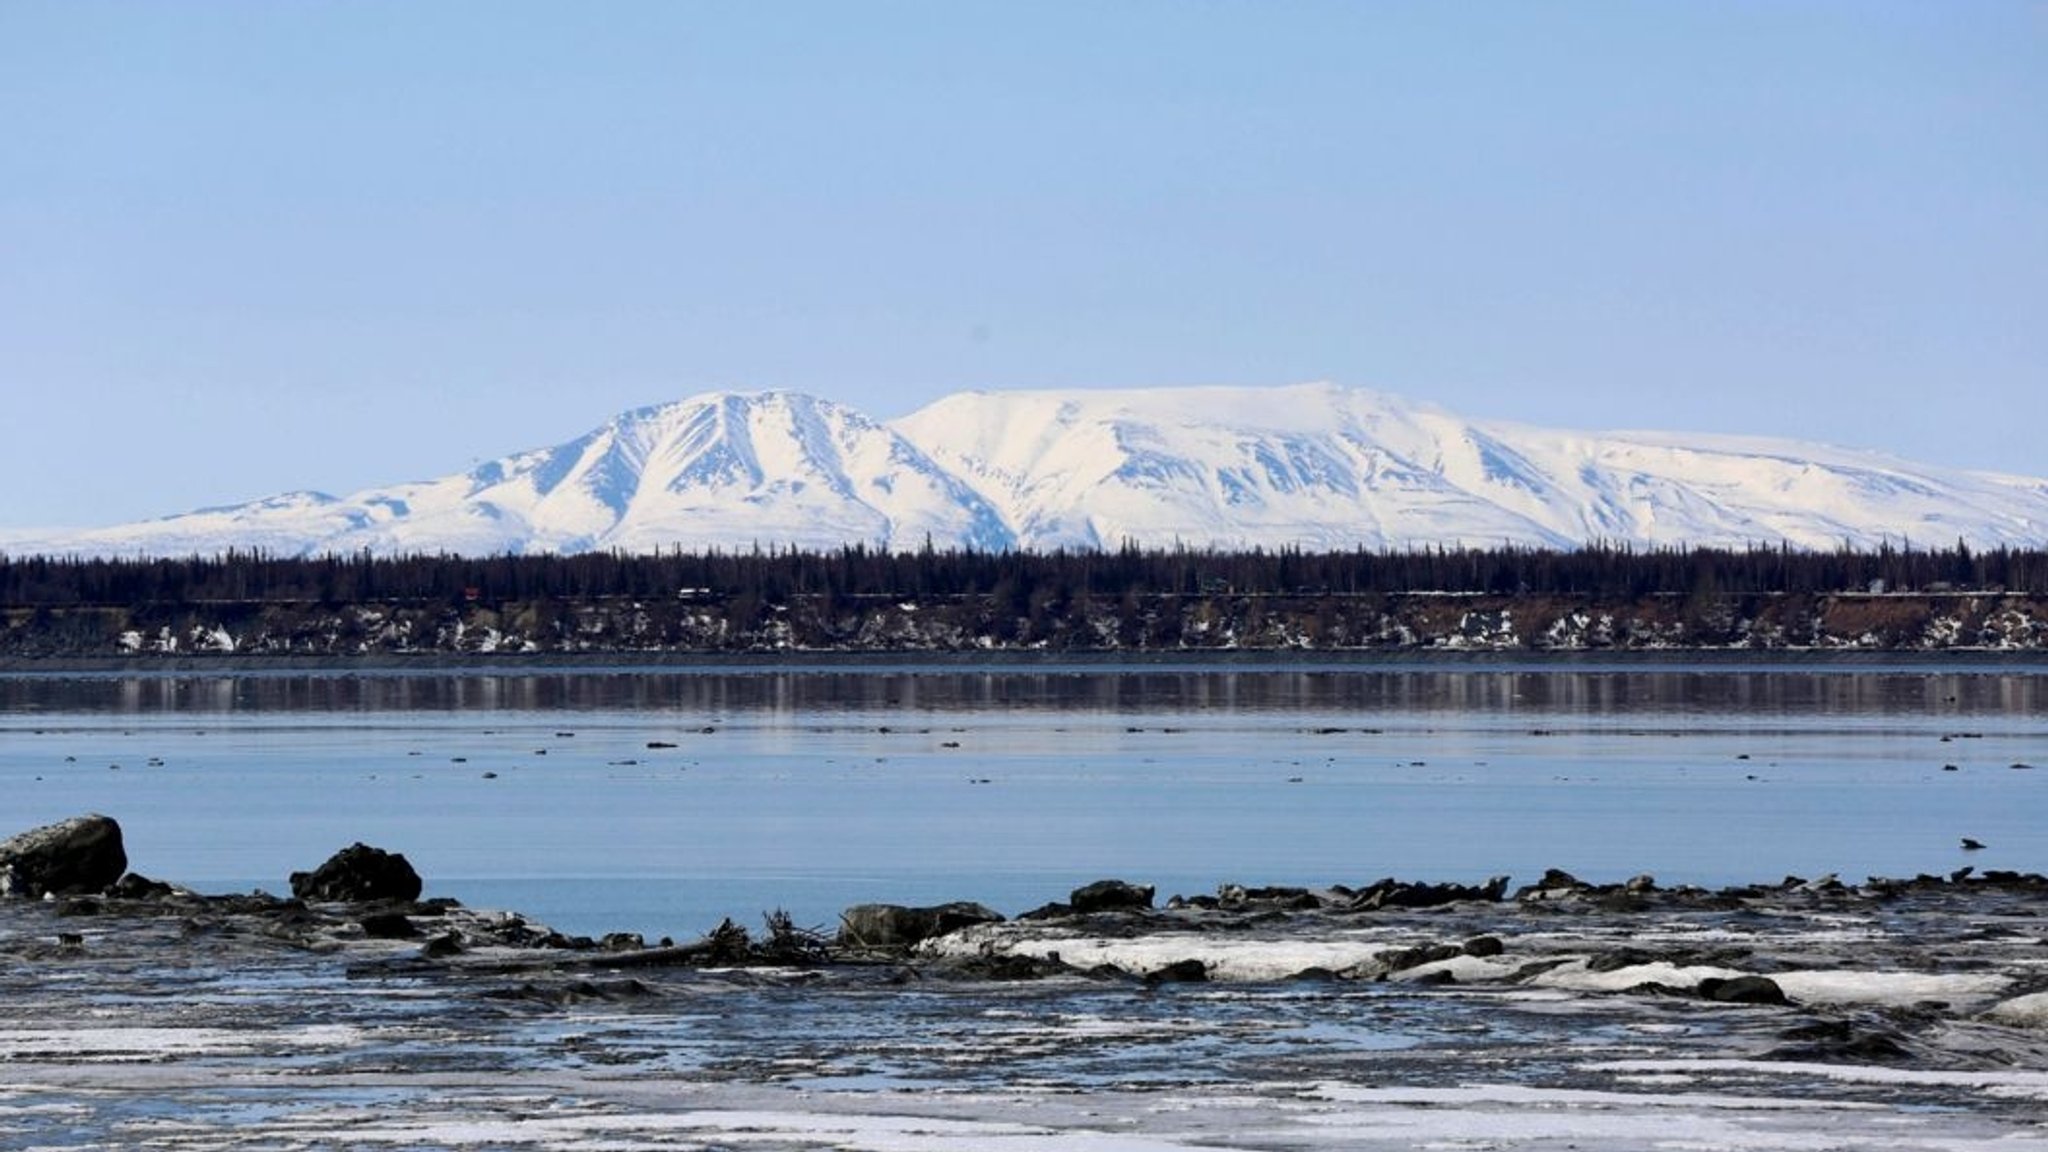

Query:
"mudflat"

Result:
[[5, 852, 2048, 1151]]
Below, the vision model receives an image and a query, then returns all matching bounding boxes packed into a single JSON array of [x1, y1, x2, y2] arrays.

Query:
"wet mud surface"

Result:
[[5, 873, 2048, 1149]]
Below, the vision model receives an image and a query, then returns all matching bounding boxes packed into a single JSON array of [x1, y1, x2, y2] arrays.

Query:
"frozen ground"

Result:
[[5, 875, 2048, 1151]]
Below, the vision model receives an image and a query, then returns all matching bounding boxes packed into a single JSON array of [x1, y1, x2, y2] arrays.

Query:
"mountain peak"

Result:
[[6, 383, 2042, 557]]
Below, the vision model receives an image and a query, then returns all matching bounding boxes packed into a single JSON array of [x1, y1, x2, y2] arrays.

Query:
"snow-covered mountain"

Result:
[[897, 383, 2048, 551], [9, 392, 1009, 558], [7, 384, 2044, 557]]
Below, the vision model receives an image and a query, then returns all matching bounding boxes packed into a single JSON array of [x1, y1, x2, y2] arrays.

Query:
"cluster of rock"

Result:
[[0, 814, 845, 969], [10, 813, 2048, 1058]]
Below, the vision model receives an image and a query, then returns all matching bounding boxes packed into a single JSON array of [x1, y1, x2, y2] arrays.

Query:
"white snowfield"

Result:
[[9, 383, 2046, 557]]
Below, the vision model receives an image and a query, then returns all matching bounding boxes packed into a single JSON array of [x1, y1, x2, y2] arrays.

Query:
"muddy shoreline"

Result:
[[9, 826, 2048, 1150], [8, 838, 2048, 1067]]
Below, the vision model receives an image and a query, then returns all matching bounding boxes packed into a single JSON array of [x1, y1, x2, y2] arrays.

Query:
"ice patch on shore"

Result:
[[194, 1094, 2048, 1152], [1986, 991, 2048, 1028], [926, 928, 1399, 982], [931, 928, 2018, 1017], [1772, 969, 2011, 1007], [0, 1024, 360, 1062], [1596, 1059, 2048, 1102], [1300, 1080, 1876, 1111], [340, 1110, 1219, 1151], [1520, 959, 1747, 993]]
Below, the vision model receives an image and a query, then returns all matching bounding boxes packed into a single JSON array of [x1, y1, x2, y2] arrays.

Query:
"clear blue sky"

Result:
[[3, 2, 2043, 529]]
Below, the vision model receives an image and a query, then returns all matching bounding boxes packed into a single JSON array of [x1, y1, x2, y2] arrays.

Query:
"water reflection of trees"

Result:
[[2, 666, 2040, 719]]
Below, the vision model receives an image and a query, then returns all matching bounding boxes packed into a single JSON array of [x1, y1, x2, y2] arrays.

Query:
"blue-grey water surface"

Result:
[[2, 662, 2042, 939]]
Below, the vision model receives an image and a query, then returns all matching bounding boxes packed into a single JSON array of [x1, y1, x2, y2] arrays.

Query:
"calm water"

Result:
[[2, 662, 2043, 939]]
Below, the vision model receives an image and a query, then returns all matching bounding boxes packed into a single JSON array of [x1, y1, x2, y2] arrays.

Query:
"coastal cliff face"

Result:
[[4, 591, 2044, 659]]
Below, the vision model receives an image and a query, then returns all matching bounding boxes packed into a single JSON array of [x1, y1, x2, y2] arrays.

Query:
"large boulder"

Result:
[[837, 902, 1003, 950], [289, 843, 422, 903], [1699, 975, 1788, 1006], [0, 814, 127, 898], [1069, 879, 1154, 914]]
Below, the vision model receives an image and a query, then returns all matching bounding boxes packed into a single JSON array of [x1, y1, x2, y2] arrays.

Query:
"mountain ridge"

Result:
[[6, 384, 2043, 557]]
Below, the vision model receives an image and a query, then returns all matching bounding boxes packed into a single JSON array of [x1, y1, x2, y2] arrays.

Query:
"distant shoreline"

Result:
[[3, 647, 2045, 676]]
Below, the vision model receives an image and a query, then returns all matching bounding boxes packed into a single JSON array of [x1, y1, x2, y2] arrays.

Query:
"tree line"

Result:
[[0, 542, 2039, 608]]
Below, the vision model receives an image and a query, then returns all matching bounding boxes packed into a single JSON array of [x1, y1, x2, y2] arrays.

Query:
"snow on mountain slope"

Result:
[[893, 383, 2047, 551], [5, 383, 2042, 557], [9, 392, 1012, 558], [891, 384, 1573, 549]]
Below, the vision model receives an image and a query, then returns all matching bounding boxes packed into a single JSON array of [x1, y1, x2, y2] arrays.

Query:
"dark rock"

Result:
[[289, 843, 423, 903], [1768, 1019, 1911, 1063], [1512, 868, 1588, 901], [600, 932, 647, 952], [0, 814, 128, 898], [1351, 875, 1510, 910], [1587, 947, 1660, 973], [1779, 1019, 1850, 1042], [1509, 957, 1577, 981], [1379, 942, 1463, 972], [1017, 901, 1074, 920], [359, 912, 419, 939], [484, 978, 656, 1006], [1699, 975, 1788, 1005], [1143, 958, 1209, 984], [420, 932, 466, 959], [1223, 885, 1322, 910], [1627, 981, 1699, 998], [941, 952, 1073, 981], [109, 873, 179, 901], [1070, 879, 1155, 914], [1463, 935, 1506, 958], [1287, 966, 1343, 982], [837, 902, 1004, 950]]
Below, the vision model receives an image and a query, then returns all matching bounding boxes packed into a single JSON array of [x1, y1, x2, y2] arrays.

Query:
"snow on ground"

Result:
[[0, 1024, 360, 1062], [1595, 1059, 2048, 1103], [104, 1084, 2048, 1152], [1988, 991, 2048, 1028], [928, 925, 2021, 1013]]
